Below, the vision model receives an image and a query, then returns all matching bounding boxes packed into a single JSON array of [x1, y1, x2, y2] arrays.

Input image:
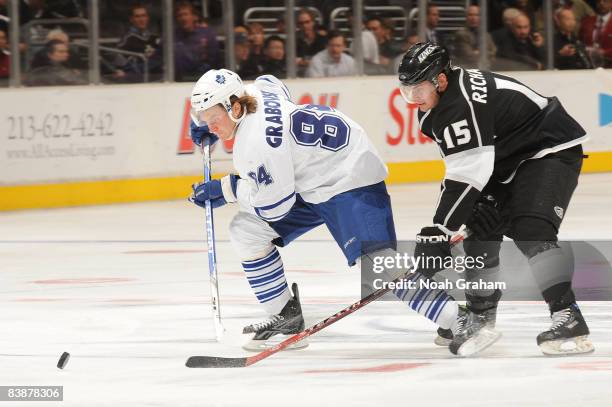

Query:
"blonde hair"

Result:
[[230, 95, 258, 116]]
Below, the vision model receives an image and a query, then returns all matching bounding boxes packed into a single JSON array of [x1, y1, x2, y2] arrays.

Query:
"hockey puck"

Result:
[[57, 352, 70, 369]]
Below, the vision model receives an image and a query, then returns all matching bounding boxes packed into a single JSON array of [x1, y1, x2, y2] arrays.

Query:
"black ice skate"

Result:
[[466, 288, 502, 327], [537, 303, 594, 356], [449, 306, 502, 357], [242, 283, 308, 351], [435, 290, 501, 347]]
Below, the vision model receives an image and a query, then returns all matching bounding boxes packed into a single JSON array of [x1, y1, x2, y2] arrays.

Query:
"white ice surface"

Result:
[[1, 173, 612, 407]]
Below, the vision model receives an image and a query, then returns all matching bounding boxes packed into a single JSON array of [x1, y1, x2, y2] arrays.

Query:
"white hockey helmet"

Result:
[[190, 69, 245, 126]]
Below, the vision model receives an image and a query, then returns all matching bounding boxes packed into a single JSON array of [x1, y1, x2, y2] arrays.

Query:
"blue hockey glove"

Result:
[[414, 226, 452, 277], [190, 121, 219, 147], [188, 174, 239, 209]]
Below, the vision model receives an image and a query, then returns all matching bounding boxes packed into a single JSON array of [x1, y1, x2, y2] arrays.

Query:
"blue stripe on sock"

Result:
[[242, 249, 280, 270], [250, 271, 286, 289], [432, 296, 451, 322], [243, 256, 281, 273], [410, 288, 431, 311], [246, 265, 284, 283], [258, 282, 289, 302], [394, 286, 406, 300], [424, 291, 445, 318], [426, 291, 447, 320], [260, 285, 290, 303]]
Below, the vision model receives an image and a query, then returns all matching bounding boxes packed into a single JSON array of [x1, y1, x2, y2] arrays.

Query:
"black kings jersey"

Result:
[[418, 67, 587, 233]]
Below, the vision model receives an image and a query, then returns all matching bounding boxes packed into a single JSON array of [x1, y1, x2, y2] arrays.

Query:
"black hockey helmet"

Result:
[[398, 42, 451, 86]]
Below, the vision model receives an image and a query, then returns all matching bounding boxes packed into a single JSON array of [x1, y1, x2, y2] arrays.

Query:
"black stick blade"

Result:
[[186, 356, 248, 368]]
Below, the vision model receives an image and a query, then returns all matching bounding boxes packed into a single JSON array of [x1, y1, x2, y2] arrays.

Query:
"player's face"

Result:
[[399, 80, 439, 111], [200, 105, 235, 140]]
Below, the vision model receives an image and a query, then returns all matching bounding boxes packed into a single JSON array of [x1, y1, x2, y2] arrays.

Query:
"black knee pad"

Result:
[[510, 217, 559, 258], [463, 237, 502, 268]]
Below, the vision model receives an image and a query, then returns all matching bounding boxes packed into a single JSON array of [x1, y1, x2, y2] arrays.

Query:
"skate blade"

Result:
[[457, 328, 502, 357], [434, 336, 452, 347], [242, 335, 309, 352], [539, 335, 594, 356]]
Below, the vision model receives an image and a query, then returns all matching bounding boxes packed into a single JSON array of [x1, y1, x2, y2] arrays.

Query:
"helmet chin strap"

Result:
[[226, 106, 246, 140], [228, 107, 246, 124]]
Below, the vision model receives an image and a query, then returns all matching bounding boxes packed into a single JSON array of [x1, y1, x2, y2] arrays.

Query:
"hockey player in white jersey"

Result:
[[187, 69, 499, 355]]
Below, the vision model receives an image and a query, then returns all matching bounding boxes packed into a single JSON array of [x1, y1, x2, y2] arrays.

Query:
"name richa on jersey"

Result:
[[372, 277, 507, 291]]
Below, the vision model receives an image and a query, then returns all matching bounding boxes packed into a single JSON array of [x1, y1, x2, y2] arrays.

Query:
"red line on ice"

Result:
[[558, 361, 612, 371], [303, 362, 430, 374], [30, 278, 135, 284]]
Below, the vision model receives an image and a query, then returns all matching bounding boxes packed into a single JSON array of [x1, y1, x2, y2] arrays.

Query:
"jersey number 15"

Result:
[[443, 119, 472, 149]]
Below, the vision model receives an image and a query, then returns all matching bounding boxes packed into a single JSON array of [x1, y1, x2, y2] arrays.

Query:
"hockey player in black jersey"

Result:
[[397, 42, 593, 356]]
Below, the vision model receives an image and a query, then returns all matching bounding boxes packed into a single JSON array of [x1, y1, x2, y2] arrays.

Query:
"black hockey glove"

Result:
[[466, 196, 506, 240], [414, 226, 452, 277]]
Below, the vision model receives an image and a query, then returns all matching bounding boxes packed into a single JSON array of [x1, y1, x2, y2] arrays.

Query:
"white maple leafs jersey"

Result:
[[232, 75, 388, 222]]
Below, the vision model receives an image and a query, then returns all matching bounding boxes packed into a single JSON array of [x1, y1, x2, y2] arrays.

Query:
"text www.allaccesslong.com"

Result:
[[6, 143, 116, 160]]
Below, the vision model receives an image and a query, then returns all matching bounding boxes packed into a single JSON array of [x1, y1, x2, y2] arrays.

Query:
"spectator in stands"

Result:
[[306, 30, 357, 78], [275, 16, 285, 35], [392, 32, 420, 72], [261, 35, 286, 78], [510, 0, 538, 27], [366, 16, 385, 45], [117, 4, 162, 81], [554, 8, 593, 68], [491, 7, 522, 46], [495, 13, 545, 70], [347, 10, 381, 75], [235, 30, 261, 80], [452, 5, 497, 68], [174, 1, 219, 82], [0, 28, 9, 83], [545, 0, 595, 34], [580, 0, 611, 67], [379, 18, 405, 59], [25, 39, 87, 85], [30, 29, 86, 70], [296, 8, 327, 74], [425, 4, 444, 46], [247, 22, 265, 67]]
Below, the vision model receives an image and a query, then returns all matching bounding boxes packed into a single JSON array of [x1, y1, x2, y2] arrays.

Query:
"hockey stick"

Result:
[[202, 144, 224, 341], [186, 231, 468, 368]]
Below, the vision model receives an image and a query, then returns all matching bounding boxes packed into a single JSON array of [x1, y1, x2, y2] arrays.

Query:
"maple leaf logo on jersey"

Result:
[[215, 74, 225, 84]]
